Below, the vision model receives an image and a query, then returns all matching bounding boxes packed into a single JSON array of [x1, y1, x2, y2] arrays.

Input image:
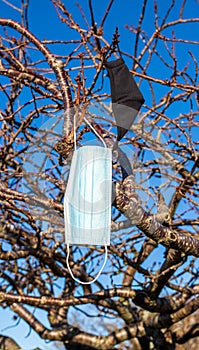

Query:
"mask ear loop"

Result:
[[74, 113, 107, 148], [84, 116, 107, 148], [66, 245, 108, 285], [65, 112, 109, 284], [73, 110, 77, 151]]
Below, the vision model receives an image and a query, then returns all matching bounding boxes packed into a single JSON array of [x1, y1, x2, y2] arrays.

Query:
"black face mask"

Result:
[[105, 58, 145, 141]]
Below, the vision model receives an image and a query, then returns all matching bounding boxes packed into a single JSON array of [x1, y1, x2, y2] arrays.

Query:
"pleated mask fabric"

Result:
[[64, 145, 112, 246]]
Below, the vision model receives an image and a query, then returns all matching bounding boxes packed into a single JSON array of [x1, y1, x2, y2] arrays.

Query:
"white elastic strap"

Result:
[[84, 116, 107, 148], [74, 112, 77, 151], [74, 114, 106, 149], [66, 244, 108, 284]]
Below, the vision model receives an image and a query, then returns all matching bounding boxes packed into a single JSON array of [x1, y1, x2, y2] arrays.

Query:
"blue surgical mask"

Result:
[[64, 118, 112, 284]]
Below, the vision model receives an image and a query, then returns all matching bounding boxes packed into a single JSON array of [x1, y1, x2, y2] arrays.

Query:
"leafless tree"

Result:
[[0, 0, 199, 349]]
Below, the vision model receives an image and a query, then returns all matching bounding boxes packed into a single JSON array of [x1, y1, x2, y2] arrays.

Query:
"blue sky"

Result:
[[0, 0, 199, 349]]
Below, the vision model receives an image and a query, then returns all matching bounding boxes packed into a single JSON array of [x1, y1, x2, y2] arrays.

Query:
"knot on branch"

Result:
[[168, 231, 177, 241]]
